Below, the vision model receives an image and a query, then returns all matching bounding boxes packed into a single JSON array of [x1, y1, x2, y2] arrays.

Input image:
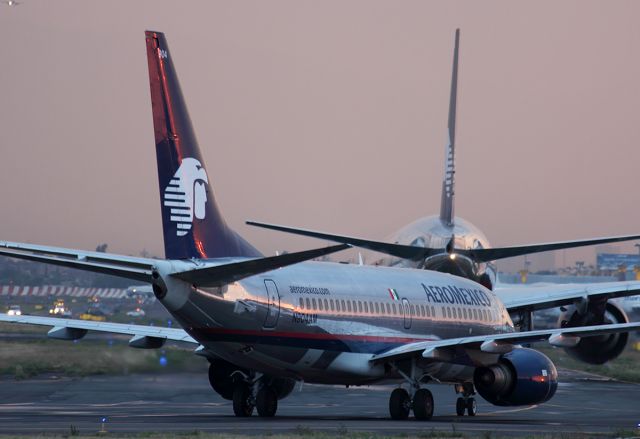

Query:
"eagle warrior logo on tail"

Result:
[[163, 158, 209, 237]]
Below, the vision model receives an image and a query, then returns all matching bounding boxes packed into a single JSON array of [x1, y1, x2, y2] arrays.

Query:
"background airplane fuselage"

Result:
[[161, 260, 513, 385], [367, 215, 497, 287]]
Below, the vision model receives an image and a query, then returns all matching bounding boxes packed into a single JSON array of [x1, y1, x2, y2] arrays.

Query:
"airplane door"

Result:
[[402, 298, 411, 329], [263, 279, 280, 329]]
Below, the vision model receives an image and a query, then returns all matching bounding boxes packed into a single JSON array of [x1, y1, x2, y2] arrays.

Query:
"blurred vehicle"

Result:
[[79, 301, 106, 321], [79, 308, 106, 322], [49, 299, 72, 317], [6, 305, 22, 316], [126, 308, 146, 318]]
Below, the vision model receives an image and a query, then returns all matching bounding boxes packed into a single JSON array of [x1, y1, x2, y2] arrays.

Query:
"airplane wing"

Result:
[[246, 221, 435, 260], [370, 321, 640, 363], [496, 281, 640, 313], [246, 221, 640, 263], [0, 313, 197, 345]]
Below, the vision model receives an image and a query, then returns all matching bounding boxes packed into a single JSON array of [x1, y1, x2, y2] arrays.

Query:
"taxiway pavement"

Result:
[[0, 371, 637, 436]]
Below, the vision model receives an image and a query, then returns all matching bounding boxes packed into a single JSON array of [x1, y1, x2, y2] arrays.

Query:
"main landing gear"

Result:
[[232, 375, 278, 417], [388, 377, 478, 420], [454, 383, 477, 417], [389, 387, 434, 420]]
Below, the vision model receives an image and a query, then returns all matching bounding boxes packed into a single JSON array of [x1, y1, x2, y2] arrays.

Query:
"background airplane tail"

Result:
[[439, 29, 459, 227], [145, 31, 261, 259]]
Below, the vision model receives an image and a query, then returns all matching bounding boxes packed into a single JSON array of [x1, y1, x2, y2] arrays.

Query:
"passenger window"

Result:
[[425, 306, 430, 317], [312, 298, 317, 310], [325, 299, 330, 311], [329, 299, 334, 311], [463, 308, 468, 320], [410, 305, 415, 316], [358, 301, 363, 313], [318, 300, 324, 311], [299, 298, 305, 310], [364, 302, 369, 313], [431, 306, 435, 316], [347, 301, 352, 313], [385, 303, 391, 314], [369, 302, 374, 313], [305, 298, 311, 309], [472, 309, 478, 320], [374, 303, 379, 314], [392, 303, 397, 314]]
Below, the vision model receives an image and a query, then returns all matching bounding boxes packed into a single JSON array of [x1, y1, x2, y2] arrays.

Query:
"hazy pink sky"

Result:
[[1, 1, 639, 267]]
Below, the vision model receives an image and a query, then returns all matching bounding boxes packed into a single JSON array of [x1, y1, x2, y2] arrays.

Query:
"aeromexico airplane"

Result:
[[1, 31, 640, 421]]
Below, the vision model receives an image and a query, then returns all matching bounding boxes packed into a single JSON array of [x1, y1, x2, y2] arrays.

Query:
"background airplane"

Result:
[[247, 29, 640, 292], [0, 31, 639, 422]]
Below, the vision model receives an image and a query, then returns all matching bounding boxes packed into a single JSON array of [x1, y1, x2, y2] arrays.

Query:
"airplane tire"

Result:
[[256, 386, 278, 417], [456, 397, 466, 416], [412, 388, 434, 420], [389, 388, 410, 420], [232, 384, 254, 417], [466, 397, 477, 416]]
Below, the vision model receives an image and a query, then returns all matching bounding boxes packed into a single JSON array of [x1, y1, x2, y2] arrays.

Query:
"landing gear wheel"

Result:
[[466, 397, 477, 416], [389, 388, 411, 420], [456, 397, 466, 416], [256, 386, 278, 417], [412, 388, 434, 420], [232, 384, 254, 417]]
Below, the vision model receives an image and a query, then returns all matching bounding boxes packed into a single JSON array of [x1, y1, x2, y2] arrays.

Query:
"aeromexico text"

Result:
[[288, 284, 491, 308], [422, 283, 492, 307]]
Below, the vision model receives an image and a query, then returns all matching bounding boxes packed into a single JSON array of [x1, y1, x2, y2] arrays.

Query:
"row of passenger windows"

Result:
[[297, 297, 500, 323]]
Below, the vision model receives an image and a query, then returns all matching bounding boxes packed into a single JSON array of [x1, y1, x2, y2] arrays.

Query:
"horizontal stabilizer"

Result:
[[459, 234, 640, 263], [0, 241, 156, 282], [171, 243, 350, 287], [246, 221, 435, 260]]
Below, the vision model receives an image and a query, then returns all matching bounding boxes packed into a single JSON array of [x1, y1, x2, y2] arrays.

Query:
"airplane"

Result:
[[1, 31, 640, 421], [246, 29, 640, 293]]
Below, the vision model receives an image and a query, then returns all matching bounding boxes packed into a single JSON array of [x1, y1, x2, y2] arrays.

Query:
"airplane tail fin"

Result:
[[145, 31, 261, 259], [439, 29, 459, 227]]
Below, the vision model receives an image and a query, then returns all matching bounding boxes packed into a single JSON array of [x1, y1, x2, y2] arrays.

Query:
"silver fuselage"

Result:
[[159, 260, 513, 385]]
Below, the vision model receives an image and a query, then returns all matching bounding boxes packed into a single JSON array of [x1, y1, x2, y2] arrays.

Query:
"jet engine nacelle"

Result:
[[473, 348, 558, 406], [208, 360, 296, 401], [559, 300, 629, 365]]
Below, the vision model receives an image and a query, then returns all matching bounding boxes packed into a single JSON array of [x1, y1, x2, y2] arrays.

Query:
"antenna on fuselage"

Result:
[[439, 28, 459, 228]]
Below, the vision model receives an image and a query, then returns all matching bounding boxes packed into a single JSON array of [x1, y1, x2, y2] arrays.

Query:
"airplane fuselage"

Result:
[[159, 260, 513, 385], [367, 215, 497, 288]]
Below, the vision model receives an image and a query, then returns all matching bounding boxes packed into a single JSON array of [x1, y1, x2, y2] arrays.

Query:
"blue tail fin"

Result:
[[145, 31, 261, 259]]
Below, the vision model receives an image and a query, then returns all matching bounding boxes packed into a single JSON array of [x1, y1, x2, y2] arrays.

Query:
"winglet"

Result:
[[439, 29, 459, 227]]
